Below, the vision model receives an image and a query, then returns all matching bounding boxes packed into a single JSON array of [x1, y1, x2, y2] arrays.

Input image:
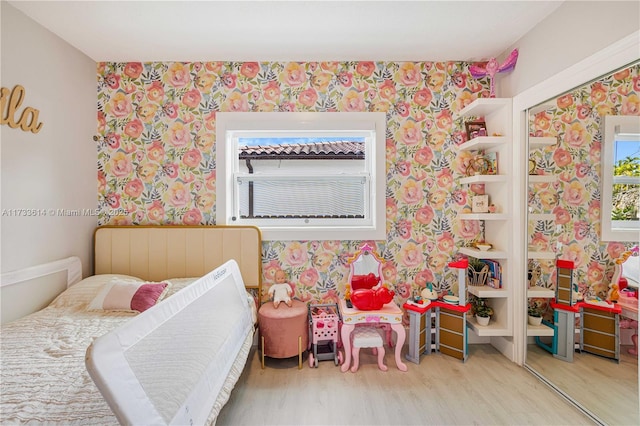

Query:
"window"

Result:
[[601, 115, 640, 242], [216, 112, 386, 241]]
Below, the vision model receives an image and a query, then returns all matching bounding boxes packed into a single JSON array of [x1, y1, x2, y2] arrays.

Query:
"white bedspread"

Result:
[[0, 274, 255, 425]]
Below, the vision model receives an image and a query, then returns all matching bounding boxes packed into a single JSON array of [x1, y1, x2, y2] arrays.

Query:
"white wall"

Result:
[[1, 3, 97, 276], [502, 1, 640, 98]]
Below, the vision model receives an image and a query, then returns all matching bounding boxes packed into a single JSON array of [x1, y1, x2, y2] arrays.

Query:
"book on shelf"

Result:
[[480, 259, 502, 288], [485, 151, 498, 175]]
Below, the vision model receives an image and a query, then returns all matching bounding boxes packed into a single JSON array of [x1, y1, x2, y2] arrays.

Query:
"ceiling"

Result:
[[8, 0, 564, 62]]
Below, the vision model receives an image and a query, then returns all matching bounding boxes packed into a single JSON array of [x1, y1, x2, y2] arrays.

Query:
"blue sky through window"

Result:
[[614, 138, 640, 163]]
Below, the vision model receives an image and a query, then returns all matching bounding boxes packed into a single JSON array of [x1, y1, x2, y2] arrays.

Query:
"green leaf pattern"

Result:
[[97, 60, 637, 306], [528, 64, 639, 299]]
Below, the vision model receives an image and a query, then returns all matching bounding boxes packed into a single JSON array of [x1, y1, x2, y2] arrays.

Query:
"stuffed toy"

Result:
[[350, 286, 395, 311], [607, 283, 620, 304], [268, 270, 293, 308]]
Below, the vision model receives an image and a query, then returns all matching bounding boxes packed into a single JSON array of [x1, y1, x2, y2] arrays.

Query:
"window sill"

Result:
[[255, 226, 386, 241]]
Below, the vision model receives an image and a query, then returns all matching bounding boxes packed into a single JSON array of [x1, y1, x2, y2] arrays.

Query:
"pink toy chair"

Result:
[[350, 326, 387, 372]]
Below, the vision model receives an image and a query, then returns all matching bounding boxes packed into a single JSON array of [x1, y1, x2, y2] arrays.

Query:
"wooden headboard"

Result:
[[94, 226, 262, 290]]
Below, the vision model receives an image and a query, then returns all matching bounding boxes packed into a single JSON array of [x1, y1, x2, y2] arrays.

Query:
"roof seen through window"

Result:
[[239, 137, 365, 146]]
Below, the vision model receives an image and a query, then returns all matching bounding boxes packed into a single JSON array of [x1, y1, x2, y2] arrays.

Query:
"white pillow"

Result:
[[50, 274, 142, 308], [89, 279, 171, 313]]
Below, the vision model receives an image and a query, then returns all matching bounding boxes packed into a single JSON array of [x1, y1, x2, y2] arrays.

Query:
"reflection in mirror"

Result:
[[349, 243, 384, 281], [601, 115, 640, 241], [526, 62, 639, 426]]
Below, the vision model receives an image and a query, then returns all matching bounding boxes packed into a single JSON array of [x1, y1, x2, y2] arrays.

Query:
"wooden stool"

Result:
[[258, 299, 308, 369], [350, 326, 387, 372]]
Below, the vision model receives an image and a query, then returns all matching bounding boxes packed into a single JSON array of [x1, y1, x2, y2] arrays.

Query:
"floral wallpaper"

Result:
[[96, 59, 639, 309], [529, 63, 639, 302], [97, 60, 493, 306], [97, 59, 638, 308]]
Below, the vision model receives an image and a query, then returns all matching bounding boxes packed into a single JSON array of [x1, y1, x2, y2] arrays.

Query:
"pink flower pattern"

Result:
[[97, 61, 639, 302], [529, 64, 639, 298]]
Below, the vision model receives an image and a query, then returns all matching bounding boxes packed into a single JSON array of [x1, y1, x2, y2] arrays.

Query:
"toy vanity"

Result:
[[340, 243, 408, 372]]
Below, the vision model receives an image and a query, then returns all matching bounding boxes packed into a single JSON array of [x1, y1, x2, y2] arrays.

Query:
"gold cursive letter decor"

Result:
[[1, 85, 44, 133]]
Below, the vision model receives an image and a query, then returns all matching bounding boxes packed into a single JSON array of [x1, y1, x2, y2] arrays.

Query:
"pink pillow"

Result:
[[89, 280, 170, 313]]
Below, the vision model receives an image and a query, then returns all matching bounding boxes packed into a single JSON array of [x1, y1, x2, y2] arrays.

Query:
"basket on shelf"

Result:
[[467, 264, 489, 287]]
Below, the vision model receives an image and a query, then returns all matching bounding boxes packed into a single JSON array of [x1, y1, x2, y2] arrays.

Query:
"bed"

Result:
[[0, 225, 262, 425]]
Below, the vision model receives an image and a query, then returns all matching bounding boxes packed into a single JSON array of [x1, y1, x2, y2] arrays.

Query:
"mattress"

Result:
[[0, 272, 255, 425]]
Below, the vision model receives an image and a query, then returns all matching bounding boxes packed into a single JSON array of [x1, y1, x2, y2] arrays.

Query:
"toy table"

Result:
[[438, 302, 472, 361], [579, 301, 622, 361], [404, 300, 472, 363], [404, 301, 433, 364], [338, 299, 407, 372], [546, 300, 622, 362]]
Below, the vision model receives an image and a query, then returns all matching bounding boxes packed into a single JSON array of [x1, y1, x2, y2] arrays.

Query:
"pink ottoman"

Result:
[[258, 300, 308, 369]]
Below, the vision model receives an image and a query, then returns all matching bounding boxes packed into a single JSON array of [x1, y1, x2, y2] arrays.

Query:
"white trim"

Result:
[[613, 176, 640, 185], [216, 112, 386, 241], [512, 30, 640, 366], [513, 31, 640, 112], [0, 256, 82, 289], [601, 115, 640, 242]]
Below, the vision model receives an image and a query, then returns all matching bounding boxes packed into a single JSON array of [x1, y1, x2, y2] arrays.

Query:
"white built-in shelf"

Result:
[[527, 286, 555, 298], [529, 175, 555, 184], [529, 136, 557, 150], [528, 250, 556, 260], [460, 98, 510, 117], [466, 317, 511, 337], [529, 213, 555, 221], [460, 246, 507, 259], [468, 285, 508, 298], [459, 175, 508, 185], [458, 137, 507, 152], [458, 97, 512, 342], [527, 323, 555, 337], [459, 213, 508, 221]]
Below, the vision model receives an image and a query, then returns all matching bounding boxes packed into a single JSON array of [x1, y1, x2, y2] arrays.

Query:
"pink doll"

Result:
[[268, 270, 293, 308]]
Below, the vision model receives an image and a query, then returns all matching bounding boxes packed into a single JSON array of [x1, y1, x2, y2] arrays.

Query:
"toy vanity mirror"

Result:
[[346, 243, 396, 311], [521, 50, 639, 426], [348, 243, 384, 290]]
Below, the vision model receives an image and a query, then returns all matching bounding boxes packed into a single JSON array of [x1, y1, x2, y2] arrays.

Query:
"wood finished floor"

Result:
[[526, 344, 639, 426], [217, 344, 593, 426]]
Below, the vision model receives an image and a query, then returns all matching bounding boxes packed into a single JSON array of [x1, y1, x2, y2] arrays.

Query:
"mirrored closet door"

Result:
[[522, 55, 639, 425]]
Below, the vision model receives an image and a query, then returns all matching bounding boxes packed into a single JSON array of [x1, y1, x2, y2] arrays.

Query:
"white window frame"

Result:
[[601, 115, 640, 242], [216, 112, 386, 241]]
